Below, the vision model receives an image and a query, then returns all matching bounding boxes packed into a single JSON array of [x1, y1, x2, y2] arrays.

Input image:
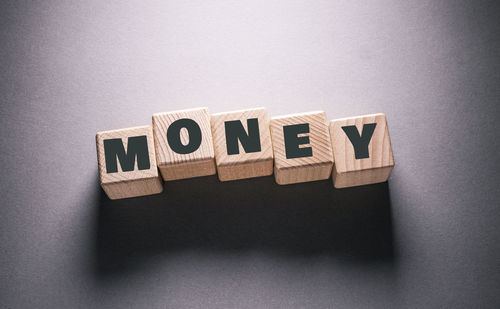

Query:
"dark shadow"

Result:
[[94, 175, 395, 275]]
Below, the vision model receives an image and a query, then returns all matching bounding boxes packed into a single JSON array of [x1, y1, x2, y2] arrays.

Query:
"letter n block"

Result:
[[96, 125, 163, 199], [152, 108, 216, 181], [211, 108, 273, 181], [270, 111, 334, 185], [330, 113, 395, 188]]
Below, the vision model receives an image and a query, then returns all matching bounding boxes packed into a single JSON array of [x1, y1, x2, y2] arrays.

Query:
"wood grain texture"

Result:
[[211, 108, 273, 181], [270, 111, 333, 185], [330, 113, 394, 188], [96, 125, 163, 199], [152, 108, 216, 181]]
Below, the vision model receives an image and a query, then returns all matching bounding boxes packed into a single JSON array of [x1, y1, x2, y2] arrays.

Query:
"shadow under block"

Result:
[[330, 113, 395, 188], [152, 108, 216, 181], [211, 108, 274, 181], [96, 125, 163, 199], [270, 111, 334, 185]]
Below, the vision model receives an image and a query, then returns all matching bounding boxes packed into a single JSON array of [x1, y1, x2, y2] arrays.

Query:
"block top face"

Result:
[[270, 111, 333, 169], [96, 125, 159, 185], [152, 107, 215, 166], [330, 113, 394, 174], [211, 107, 273, 166]]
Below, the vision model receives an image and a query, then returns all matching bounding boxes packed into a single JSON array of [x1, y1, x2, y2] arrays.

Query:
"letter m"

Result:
[[103, 136, 150, 173]]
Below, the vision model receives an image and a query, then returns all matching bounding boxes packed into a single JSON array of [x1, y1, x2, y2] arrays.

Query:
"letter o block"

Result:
[[96, 126, 163, 199], [152, 108, 216, 181], [270, 111, 334, 185], [211, 108, 274, 181], [330, 113, 395, 188]]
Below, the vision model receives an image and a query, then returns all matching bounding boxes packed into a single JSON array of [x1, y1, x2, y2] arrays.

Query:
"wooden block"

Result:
[[270, 111, 334, 185], [152, 108, 216, 181], [330, 113, 394, 188], [211, 108, 274, 181], [96, 125, 163, 199]]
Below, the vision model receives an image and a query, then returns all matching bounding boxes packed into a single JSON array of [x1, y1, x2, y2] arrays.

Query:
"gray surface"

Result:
[[1, 1, 500, 308]]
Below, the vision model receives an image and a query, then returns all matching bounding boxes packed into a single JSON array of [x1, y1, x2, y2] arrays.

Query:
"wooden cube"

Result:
[[270, 111, 334, 185], [211, 108, 274, 181], [330, 113, 394, 188], [152, 108, 216, 181], [96, 125, 163, 199]]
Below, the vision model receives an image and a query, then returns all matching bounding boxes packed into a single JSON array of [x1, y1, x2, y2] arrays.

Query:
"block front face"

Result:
[[330, 113, 394, 188], [270, 111, 334, 185], [211, 108, 273, 181], [152, 108, 216, 180], [96, 125, 163, 199]]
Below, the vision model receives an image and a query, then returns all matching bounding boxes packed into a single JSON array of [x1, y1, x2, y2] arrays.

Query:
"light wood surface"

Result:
[[211, 108, 274, 181], [330, 113, 394, 188], [152, 108, 216, 181], [270, 111, 333, 185], [96, 125, 163, 199]]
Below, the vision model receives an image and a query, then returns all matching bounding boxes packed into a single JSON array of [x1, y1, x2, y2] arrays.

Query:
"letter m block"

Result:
[[96, 125, 163, 199]]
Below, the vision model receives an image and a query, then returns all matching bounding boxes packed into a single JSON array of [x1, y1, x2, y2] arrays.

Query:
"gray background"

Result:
[[1, 1, 499, 308]]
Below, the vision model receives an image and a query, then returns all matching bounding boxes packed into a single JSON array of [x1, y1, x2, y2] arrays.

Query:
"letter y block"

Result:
[[96, 125, 163, 199], [330, 113, 395, 188]]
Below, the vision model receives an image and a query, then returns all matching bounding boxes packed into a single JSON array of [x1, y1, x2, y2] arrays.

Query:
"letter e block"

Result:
[[270, 111, 334, 185], [96, 126, 163, 199], [152, 108, 216, 181], [330, 113, 395, 188], [211, 108, 273, 181]]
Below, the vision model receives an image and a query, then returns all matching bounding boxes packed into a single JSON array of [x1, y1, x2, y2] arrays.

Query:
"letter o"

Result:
[[167, 118, 202, 154]]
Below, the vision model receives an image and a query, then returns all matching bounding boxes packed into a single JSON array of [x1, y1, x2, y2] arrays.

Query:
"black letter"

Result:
[[224, 118, 261, 155], [104, 136, 150, 173], [341, 123, 377, 159], [283, 123, 313, 159], [167, 118, 202, 154]]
